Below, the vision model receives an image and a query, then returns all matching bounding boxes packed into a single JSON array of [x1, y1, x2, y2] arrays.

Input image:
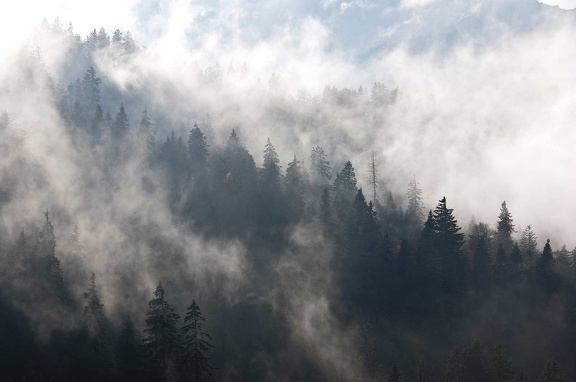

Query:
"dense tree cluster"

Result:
[[1, 19, 576, 382]]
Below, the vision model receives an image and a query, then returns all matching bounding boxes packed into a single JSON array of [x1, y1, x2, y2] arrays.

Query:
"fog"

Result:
[[0, 0, 575, 381]]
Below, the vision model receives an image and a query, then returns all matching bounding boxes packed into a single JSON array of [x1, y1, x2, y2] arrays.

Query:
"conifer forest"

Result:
[[1, 1, 576, 381]]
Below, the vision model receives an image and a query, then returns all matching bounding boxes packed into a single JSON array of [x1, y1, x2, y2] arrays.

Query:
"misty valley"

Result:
[[1, 7, 576, 382]]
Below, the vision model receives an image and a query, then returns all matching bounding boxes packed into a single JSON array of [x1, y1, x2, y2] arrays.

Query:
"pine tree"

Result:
[[116, 317, 144, 382], [36, 211, 67, 302], [260, 138, 281, 186], [200, 112, 215, 147], [490, 344, 514, 382], [388, 363, 402, 382], [538, 239, 554, 270], [180, 299, 215, 382], [139, 108, 156, 155], [112, 103, 129, 139], [367, 152, 380, 204], [461, 340, 489, 382], [310, 145, 331, 186], [539, 359, 563, 382], [496, 201, 515, 252], [416, 356, 429, 382], [82, 66, 101, 109], [334, 161, 357, 200], [83, 272, 108, 338], [433, 197, 466, 293], [520, 225, 538, 263], [406, 175, 424, 225], [445, 347, 463, 382], [188, 123, 208, 169], [285, 155, 307, 220], [143, 282, 181, 380], [90, 104, 104, 144]]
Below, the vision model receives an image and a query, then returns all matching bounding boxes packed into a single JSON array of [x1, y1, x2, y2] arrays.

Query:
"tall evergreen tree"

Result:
[[520, 225, 538, 263], [112, 103, 129, 139], [490, 344, 514, 382], [82, 66, 101, 110], [539, 359, 563, 382], [260, 138, 281, 186], [139, 108, 156, 156], [143, 282, 181, 381], [82, 272, 108, 338], [433, 197, 466, 293], [538, 239, 554, 271], [36, 211, 67, 302], [188, 123, 208, 170], [180, 299, 215, 382], [387, 363, 402, 382], [310, 145, 331, 186], [406, 175, 424, 225], [90, 104, 104, 144], [334, 161, 357, 200], [496, 201, 515, 252], [472, 235, 491, 288], [116, 317, 144, 382]]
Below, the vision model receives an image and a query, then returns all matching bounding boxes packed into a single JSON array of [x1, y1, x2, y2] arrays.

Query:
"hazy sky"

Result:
[[1, 0, 576, 248]]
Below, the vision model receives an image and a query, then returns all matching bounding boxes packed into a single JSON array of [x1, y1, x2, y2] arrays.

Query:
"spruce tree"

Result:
[[445, 347, 463, 382], [112, 103, 129, 139], [90, 104, 104, 143], [387, 363, 402, 382], [520, 225, 538, 263], [539, 359, 563, 382], [310, 145, 331, 186], [472, 235, 491, 288], [538, 239, 554, 270], [36, 211, 68, 302], [260, 138, 281, 186], [188, 123, 208, 169], [83, 272, 108, 338], [496, 201, 515, 252], [180, 299, 215, 382], [143, 282, 181, 381], [433, 197, 466, 293], [334, 161, 357, 200], [116, 317, 144, 382], [139, 108, 156, 155], [490, 344, 514, 382], [406, 175, 424, 225], [416, 356, 429, 382]]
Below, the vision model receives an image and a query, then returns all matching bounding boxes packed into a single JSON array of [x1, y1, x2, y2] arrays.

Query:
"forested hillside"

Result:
[[1, 19, 576, 382]]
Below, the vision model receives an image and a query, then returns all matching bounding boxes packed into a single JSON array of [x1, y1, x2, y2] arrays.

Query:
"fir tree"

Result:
[[539, 359, 563, 382], [143, 282, 181, 381], [334, 161, 357, 200], [496, 201, 515, 252], [490, 344, 514, 382], [82, 66, 101, 109], [139, 108, 156, 155], [416, 356, 429, 382], [112, 103, 129, 139], [538, 239, 554, 270], [90, 104, 104, 144], [116, 317, 144, 382], [260, 138, 281, 186], [520, 225, 538, 263], [387, 363, 402, 382], [82, 272, 108, 338], [433, 197, 466, 293], [180, 299, 215, 382], [445, 347, 463, 382], [36, 211, 67, 302], [310, 145, 331, 186], [188, 123, 208, 169], [406, 175, 424, 225]]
